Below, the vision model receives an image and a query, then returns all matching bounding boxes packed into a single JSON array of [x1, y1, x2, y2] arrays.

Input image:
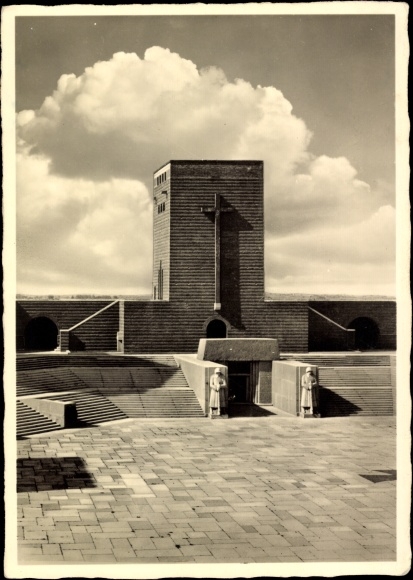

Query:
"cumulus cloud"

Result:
[[265, 205, 396, 295], [16, 46, 395, 295], [17, 48, 314, 188], [17, 151, 152, 294]]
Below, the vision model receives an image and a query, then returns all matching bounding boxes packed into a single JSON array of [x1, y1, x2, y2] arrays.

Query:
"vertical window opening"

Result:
[[158, 261, 163, 300]]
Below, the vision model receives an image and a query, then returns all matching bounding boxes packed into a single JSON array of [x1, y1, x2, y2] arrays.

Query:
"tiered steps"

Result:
[[17, 368, 88, 397], [98, 367, 205, 418], [16, 354, 205, 435], [17, 400, 62, 438], [16, 354, 63, 372], [105, 390, 205, 418], [282, 353, 395, 417], [46, 390, 128, 424], [318, 367, 394, 416], [319, 366, 392, 387], [70, 366, 191, 392], [16, 353, 179, 371], [282, 353, 393, 367]]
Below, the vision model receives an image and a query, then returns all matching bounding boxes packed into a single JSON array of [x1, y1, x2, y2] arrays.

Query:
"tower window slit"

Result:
[[158, 261, 163, 300]]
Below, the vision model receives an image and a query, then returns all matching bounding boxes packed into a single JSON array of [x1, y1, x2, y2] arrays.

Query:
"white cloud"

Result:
[[16, 47, 395, 295], [16, 46, 314, 185], [17, 152, 152, 294], [266, 205, 396, 295]]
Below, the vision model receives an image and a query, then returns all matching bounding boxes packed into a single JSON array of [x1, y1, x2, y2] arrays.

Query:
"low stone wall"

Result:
[[272, 360, 318, 416], [175, 355, 227, 415], [256, 361, 273, 404], [23, 398, 78, 427]]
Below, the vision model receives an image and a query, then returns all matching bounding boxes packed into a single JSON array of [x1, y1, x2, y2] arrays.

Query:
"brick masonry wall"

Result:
[[168, 161, 265, 324], [123, 300, 309, 354], [309, 301, 396, 350], [69, 303, 119, 351], [308, 309, 354, 351], [153, 166, 171, 300], [16, 301, 119, 351], [260, 301, 309, 352], [16, 299, 395, 354]]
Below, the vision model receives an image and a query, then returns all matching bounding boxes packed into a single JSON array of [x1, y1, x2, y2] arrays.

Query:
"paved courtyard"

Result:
[[16, 415, 397, 567]]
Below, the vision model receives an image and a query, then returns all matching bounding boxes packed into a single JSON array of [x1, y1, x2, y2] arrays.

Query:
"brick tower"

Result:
[[152, 160, 264, 332]]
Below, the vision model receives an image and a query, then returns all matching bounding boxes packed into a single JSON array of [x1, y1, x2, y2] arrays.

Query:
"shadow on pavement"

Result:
[[360, 469, 397, 483], [229, 403, 277, 417], [17, 457, 96, 492]]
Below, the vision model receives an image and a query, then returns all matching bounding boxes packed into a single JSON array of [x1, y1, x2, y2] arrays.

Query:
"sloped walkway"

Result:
[[16, 415, 396, 565]]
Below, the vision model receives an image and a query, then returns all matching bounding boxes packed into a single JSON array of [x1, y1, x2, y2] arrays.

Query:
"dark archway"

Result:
[[348, 317, 380, 350], [206, 319, 227, 339], [24, 317, 58, 351]]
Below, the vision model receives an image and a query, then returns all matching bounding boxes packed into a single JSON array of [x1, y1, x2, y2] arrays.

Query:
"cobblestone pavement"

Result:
[[16, 415, 396, 565]]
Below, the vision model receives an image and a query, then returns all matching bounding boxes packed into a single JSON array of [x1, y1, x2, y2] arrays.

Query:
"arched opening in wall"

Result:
[[24, 317, 58, 351], [206, 319, 227, 339], [348, 317, 380, 350]]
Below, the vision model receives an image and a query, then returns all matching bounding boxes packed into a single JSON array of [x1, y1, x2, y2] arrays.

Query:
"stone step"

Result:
[[16, 353, 178, 372], [319, 371, 391, 386], [16, 359, 204, 433], [46, 391, 128, 424], [315, 364, 395, 416], [16, 401, 62, 438], [45, 386, 205, 422], [105, 391, 205, 418], [17, 366, 189, 397], [320, 387, 394, 417], [283, 353, 393, 367]]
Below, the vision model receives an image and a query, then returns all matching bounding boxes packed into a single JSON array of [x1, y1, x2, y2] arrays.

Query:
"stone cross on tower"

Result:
[[201, 193, 233, 311]]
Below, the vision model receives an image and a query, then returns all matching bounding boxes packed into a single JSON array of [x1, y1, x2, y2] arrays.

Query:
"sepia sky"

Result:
[[15, 13, 397, 296]]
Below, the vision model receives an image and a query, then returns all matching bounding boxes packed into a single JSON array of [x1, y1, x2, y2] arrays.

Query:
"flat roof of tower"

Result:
[[154, 159, 263, 174]]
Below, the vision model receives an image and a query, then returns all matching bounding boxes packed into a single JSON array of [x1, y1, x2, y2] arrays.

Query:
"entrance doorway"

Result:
[[206, 319, 227, 339], [227, 361, 251, 403], [227, 361, 276, 417], [348, 317, 380, 350], [24, 317, 58, 351]]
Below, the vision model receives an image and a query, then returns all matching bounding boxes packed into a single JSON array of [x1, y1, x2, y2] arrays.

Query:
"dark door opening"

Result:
[[206, 319, 227, 339], [228, 361, 251, 403], [24, 317, 58, 351], [229, 375, 249, 403], [227, 361, 275, 417], [348, 317, 380, 350]]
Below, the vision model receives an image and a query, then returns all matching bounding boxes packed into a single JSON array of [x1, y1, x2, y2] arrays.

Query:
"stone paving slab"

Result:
[[14, 416, 399, 567]]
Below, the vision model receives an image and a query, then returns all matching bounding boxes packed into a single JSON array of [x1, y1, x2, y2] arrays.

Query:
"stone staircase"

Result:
[[46, 390, 129, 425], [282, 353, 392, 367], [16, 353, 179, 371], [318, 367, 394, 416], [283, 353, 395, 416], [104, 390, 205, 418], [17, 368, 87, 397], [16, 354, 205, 436], [17, 400, 63, 438]]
